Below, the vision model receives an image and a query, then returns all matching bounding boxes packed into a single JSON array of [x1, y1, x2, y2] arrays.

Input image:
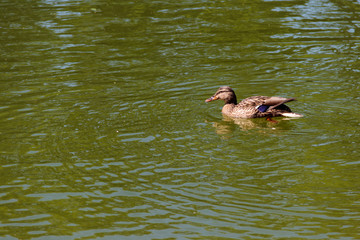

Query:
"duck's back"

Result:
[[228, 96, 270, 118], [238, 96, 269, 107]]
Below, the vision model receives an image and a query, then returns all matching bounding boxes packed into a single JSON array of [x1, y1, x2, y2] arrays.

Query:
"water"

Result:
[[1, 0, 359, 239]]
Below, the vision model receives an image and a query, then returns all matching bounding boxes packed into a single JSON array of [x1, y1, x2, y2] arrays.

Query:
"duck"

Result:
[[205, 86, 303, 119]]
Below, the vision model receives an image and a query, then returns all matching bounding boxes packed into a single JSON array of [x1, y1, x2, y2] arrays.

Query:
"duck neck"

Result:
[[225, 96, 237, 105]]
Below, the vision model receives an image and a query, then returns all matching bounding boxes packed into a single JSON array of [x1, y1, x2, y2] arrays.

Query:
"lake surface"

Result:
[[1, 0, 359, 239]]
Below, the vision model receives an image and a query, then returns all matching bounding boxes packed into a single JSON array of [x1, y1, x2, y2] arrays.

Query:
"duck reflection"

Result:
[[210, 115, 295, 136]]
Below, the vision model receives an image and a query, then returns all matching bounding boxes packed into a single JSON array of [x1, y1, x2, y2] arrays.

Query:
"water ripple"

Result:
[[1, 0, 360, 239]]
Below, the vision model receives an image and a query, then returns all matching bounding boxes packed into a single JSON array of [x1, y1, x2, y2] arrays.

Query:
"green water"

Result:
[[1, 0, 359, 239]]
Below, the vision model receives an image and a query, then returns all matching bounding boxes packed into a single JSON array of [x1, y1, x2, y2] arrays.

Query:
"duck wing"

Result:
[[264, 97, 296, 109], [253, 96, 295, 113]]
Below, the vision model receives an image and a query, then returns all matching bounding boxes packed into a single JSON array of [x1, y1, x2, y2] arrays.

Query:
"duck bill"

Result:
[[205, 96, 218, 102]]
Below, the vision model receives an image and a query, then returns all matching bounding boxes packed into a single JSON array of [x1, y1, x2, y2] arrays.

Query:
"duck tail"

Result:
[[280, 112, 303, 118]]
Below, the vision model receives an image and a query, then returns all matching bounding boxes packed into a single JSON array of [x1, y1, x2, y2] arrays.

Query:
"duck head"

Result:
[[205, 86, 237, 104]]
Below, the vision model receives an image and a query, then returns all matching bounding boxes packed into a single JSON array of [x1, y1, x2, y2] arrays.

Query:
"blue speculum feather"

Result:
[[257, 105, 270, 112]]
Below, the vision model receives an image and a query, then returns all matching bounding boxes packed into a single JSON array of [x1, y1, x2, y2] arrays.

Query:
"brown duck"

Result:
[[205, 86, 303, 119]]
